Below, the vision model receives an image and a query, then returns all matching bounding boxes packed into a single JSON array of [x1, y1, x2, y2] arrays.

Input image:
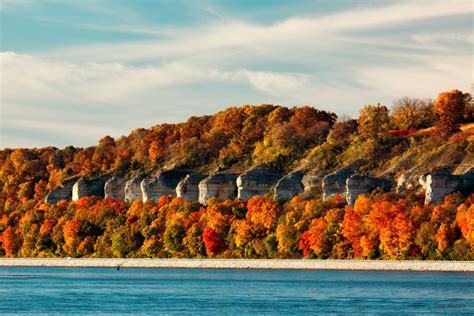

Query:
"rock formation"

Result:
[[237, 165, 284, 201], [104, 176, 127, 200], [274, 171, 304, 200], [424, 170, 474, 204], [176, 173, 207, 201], [141, 170, 188, 202], [346, 176, 392, 206], [44, 176, 80, 204], [396, 172, 426, 194], [72, 175, 110, 201], [459, 170, 474, 195], [198, 173, 239, 205], [124, 176, 145, 202], [322, 160, 364, 200], [301, 170, 326, 192]]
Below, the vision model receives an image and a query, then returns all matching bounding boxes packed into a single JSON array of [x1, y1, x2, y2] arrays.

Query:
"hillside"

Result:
[[0, 89, 473, 260]]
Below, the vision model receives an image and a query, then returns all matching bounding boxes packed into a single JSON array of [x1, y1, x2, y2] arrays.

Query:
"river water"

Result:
[[0, 267, 472, 314]]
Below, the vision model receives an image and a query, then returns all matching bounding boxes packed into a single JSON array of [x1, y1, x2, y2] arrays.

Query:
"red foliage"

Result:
[[2, 226, 20, 257], [388, 129, 416, 137], [202, 227, 226, 256], [299, 231, 311, 257]]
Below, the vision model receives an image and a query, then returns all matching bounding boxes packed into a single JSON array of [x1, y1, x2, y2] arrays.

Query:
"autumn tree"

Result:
[[62, 219, 82, 257], [2, 226, 20, 257], [246, 197, 281, 232], [391, 97, 434, 130], [327, 119, 358, 146], [357, 104, 390, 140], [203, 227, 226, 256], [379, 213, 415, 259], [92, 136, 116, 172], [434, 89, 471, 135], [163, 224, 186, 256]]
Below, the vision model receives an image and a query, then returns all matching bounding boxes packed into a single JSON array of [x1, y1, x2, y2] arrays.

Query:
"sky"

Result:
[[0, 0, 472, 149]]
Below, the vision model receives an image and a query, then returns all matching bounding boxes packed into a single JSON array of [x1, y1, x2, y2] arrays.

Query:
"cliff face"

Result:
[[124, 176, 144, 202], [104, 176, 127, 200], [424, 170, 474, 204], [72, 175, 110, 201], [141, 170, 187, 202], [198, 173, 239, 205], [396, 173, 425, 194], [42, 165, 472, 206], [322, 160, 364, 200], [346, 176, 392, 206], [44, 176, 80, 204], [302, 170, 326, 193], [274, 171, 304, 200], [237, 165, 283, 201], [176, 173, 207, 201]]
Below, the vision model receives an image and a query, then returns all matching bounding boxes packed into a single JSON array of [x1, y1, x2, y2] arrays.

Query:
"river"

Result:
[[0, 267, 472, 314]]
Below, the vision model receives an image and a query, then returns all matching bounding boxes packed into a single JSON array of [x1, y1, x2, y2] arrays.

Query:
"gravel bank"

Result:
[[0, 259, 472, 272]]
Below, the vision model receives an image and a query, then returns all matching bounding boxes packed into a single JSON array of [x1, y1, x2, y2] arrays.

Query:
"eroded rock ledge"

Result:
[[423, 170, 474, 204], [72, 174, 111, 201], [141, 170, 188, 202], [237, 165, 283, 201], [43, 166, 473, 206], [322, 160, 364, 200], [124, 176, 145, 202], [44, 175, 80, 204], [104, 176, 127, 200], [346, 176, 392, 206], [198, 173, 239, 205], [274, 171, 304, 200], [176, 173, 208, 201]]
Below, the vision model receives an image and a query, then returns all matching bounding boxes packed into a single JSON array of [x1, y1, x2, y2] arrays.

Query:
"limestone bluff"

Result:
[[4, 94, 474, 213], [44, 163, 474, 207]]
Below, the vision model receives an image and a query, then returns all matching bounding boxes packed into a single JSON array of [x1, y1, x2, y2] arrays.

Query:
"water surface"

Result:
[[0, 267, 472, 314]]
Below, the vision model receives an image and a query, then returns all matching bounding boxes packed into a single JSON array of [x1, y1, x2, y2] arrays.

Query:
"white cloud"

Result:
[[48, 1, 473, 63], [353, 54, 472, 103], [240, 70, 310, 97], [0, 52, 315, 147], [1, 52, 314, 103], [1, 0, 472, 148]]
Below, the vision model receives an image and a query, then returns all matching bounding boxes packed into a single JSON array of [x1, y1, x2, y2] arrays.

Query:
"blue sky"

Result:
[[0, 0, 472, 148]]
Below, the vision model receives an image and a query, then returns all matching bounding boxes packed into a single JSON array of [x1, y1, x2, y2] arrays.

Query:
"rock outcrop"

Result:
[[346, 176, 392, 206], [104, 176, 127, 200], [301, 170, 326, 192], [459, 170, 474, 195], [424, 170, 474, 204], [72, 175, 110, 201], [274, 171, 304, 200], [44, 176, 80, 204], [322, 160, 364, 200], [124, 176, 145, 202], [396, 173, 426, 194], [198, 173, 239, 205], [176, 173, 208, 201], [237, 165, 284, 201], [141, 170, 188, 202]]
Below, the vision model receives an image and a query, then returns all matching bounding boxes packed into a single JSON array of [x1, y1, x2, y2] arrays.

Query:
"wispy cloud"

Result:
[[48, 1, 472, 62], [0, 0, 34, 11], [1, 0, 472, 148]]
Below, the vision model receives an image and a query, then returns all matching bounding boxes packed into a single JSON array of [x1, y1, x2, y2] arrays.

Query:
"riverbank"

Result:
[[0, 258, 472, 272]]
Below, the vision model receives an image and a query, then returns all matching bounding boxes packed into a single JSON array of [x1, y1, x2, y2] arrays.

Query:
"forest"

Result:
[[1, 89, 473, 259]]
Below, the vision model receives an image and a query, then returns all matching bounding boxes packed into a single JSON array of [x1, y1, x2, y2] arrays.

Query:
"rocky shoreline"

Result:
[[0, 258, 472, 272]]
